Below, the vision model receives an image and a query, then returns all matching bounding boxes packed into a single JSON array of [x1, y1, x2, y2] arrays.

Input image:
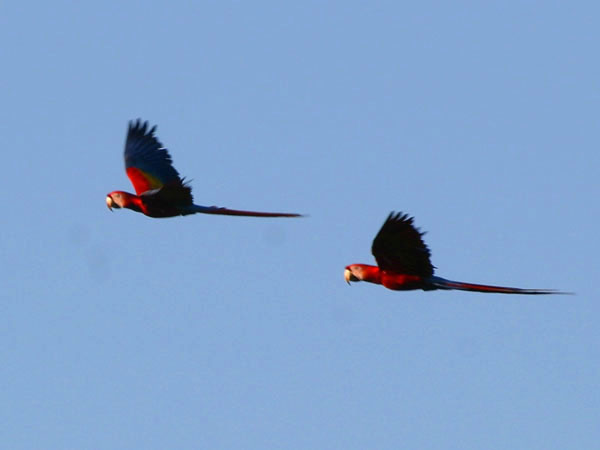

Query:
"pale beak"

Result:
[[106, 196, 114, 211], [344, 268, 352, 285]]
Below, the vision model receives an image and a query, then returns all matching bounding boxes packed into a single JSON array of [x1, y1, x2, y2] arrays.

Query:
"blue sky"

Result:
[[1, 1, 598, 448]]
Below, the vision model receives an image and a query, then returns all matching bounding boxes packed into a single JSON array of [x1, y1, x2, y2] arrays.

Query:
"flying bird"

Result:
[[106, 120, 302, 218], [344, 212, 569, 294]]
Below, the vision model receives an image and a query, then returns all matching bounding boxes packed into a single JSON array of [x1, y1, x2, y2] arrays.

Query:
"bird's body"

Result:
[[106, 120, 302, 219], [344, 212, 569, 295]]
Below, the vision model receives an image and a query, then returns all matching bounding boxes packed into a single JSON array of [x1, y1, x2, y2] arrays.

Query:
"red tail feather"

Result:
[[428, 277, 570, 295], [189, 205, 303, 218]]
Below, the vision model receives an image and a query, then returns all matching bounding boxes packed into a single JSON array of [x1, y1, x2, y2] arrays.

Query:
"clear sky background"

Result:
[[1, 1, 598, 448]]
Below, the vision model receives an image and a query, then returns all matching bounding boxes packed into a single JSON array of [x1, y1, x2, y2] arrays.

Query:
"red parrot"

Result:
[[344, 212, 569, 294], [106, 120, 302, 218]]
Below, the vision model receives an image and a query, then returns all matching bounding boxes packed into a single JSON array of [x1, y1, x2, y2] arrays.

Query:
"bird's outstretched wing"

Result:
[[124, 120, 184, 195], [371, 212, 435, 276]]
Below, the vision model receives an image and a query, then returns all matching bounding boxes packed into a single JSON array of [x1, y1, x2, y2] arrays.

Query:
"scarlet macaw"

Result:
[[344, 212, 568, 294], [106, 120, 302, 218]]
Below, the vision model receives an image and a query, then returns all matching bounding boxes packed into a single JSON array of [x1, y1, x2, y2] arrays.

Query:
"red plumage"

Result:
[[344, 212, 570, 295], [106, 120, 302, 219]]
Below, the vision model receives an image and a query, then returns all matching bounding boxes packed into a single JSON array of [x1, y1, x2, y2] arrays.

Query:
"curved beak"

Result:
[[344, 268, 352, 285], [106, 196, 114, 211]]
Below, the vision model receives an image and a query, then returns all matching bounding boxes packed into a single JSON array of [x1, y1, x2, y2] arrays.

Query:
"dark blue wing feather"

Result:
[[124, 119, 184, 194]]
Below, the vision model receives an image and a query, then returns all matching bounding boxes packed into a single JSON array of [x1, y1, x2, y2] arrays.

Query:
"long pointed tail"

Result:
[[188, 205, 303, 218], [428, 276, 571, 295]]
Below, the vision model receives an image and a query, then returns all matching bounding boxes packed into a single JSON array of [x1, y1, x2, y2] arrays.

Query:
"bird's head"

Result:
[[344, 265, 363, 284], [106, 191, 126, 211]]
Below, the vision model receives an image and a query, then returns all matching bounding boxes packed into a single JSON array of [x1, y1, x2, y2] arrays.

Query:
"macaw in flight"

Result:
[[106, 120, 302, 218], [344, 212, 569, 294]]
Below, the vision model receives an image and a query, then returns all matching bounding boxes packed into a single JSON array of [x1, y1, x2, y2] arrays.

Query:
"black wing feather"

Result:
[[371, 212, 435, 276]]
